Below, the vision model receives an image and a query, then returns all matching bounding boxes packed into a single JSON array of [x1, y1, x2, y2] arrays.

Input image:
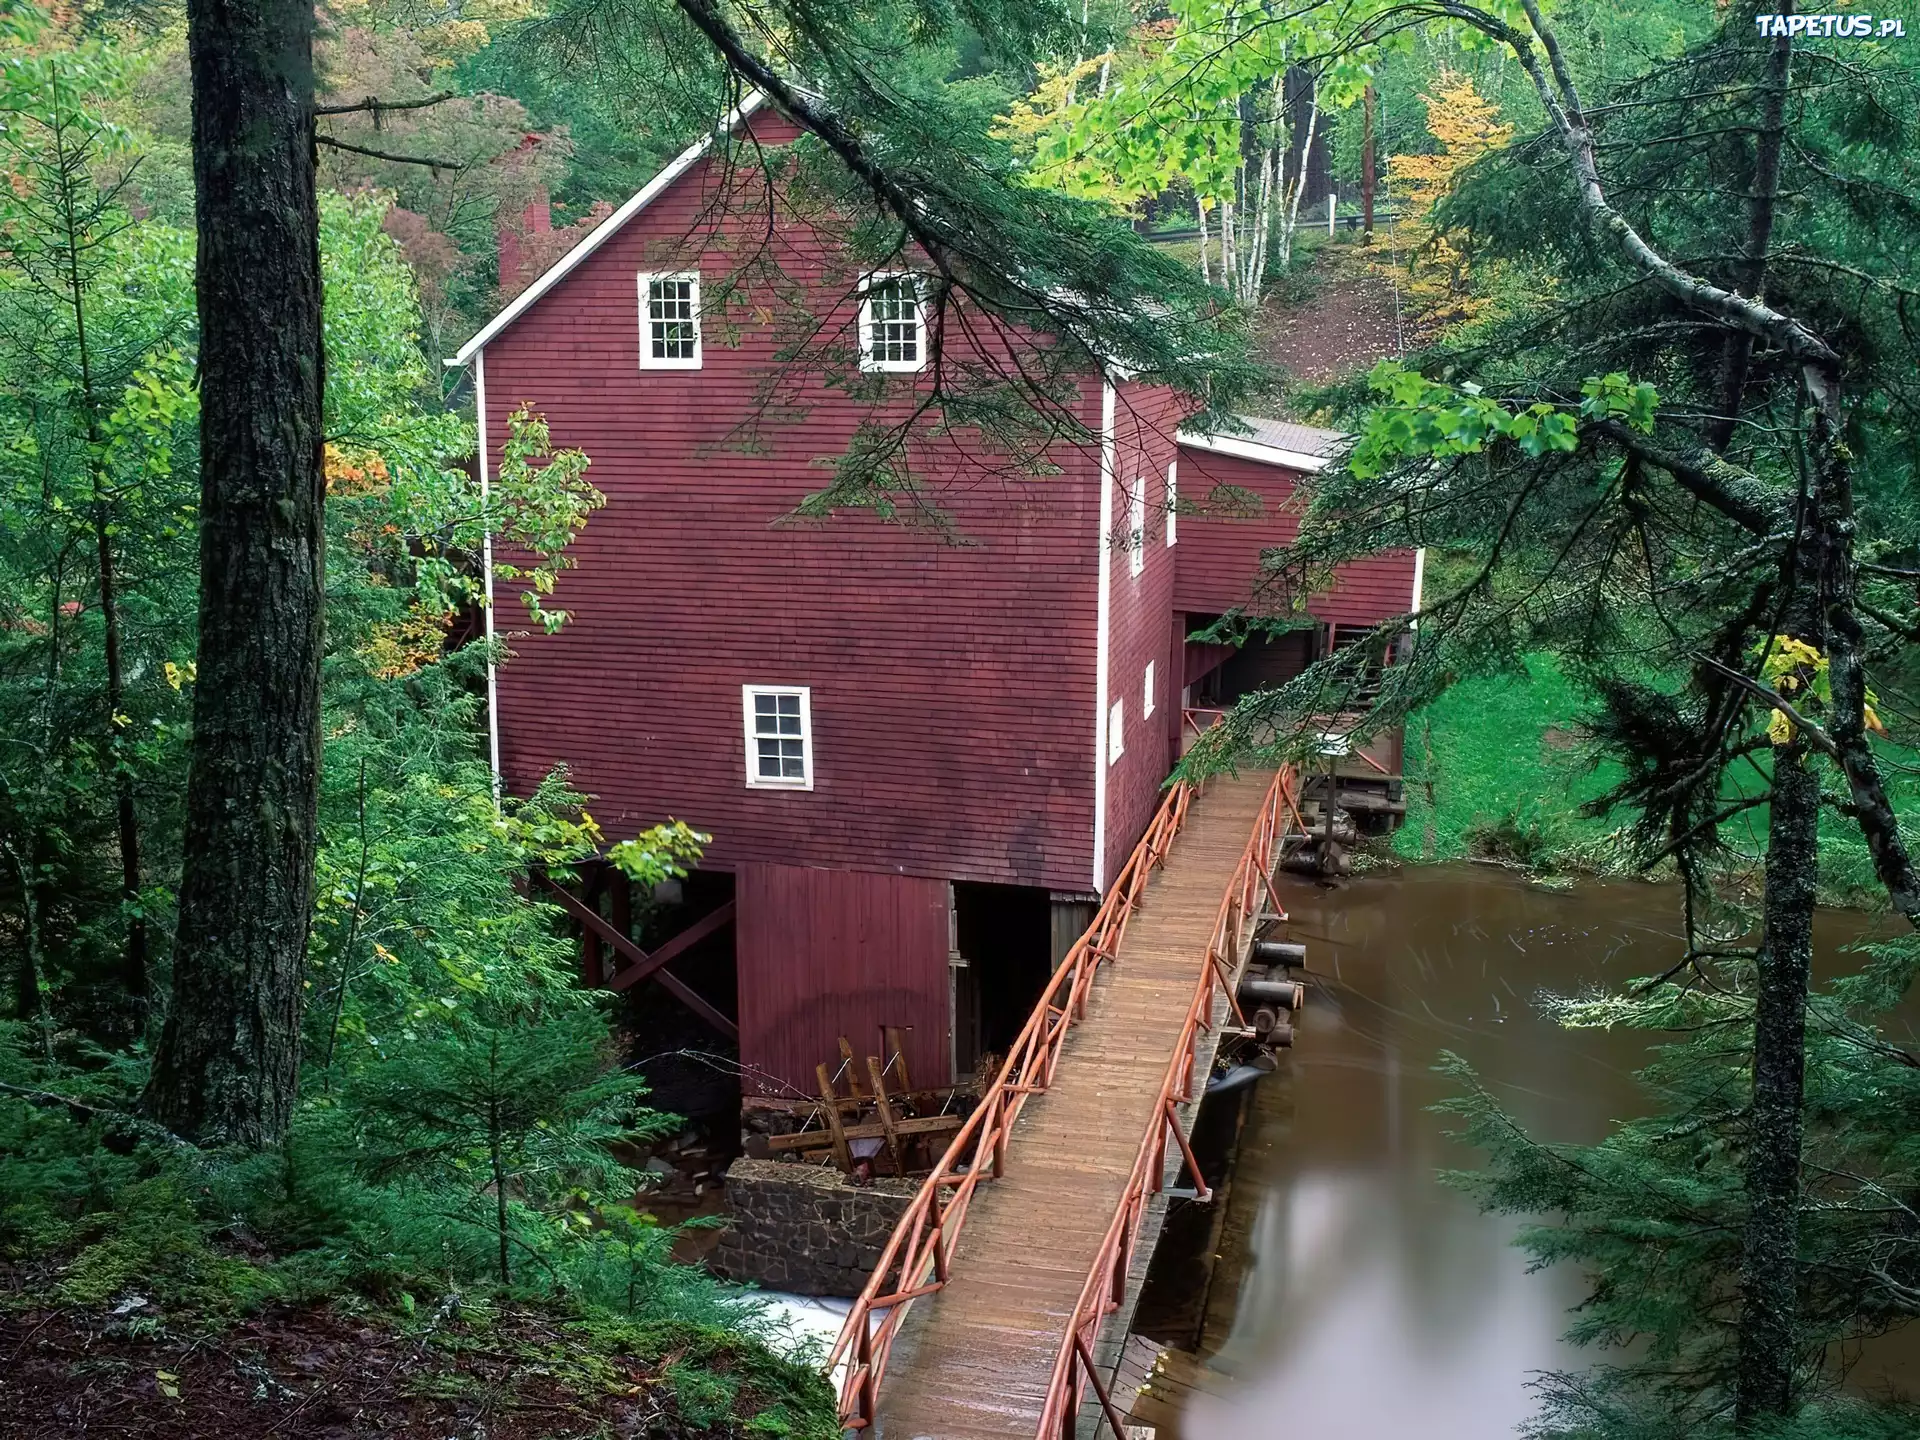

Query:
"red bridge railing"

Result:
[[827, 778, 1196, 1429], [1036, 763, 1298, 1437]]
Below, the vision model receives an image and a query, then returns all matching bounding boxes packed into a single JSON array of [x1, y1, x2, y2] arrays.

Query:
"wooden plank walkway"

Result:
[[870, 773, 1276, 1438]]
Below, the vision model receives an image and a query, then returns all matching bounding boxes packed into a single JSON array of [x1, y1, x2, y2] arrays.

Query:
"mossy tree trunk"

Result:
[[1735, 727, 1818, 1423], [144, 0, 325, 1148]]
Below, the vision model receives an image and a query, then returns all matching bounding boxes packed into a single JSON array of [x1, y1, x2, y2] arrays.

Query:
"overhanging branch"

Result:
[[314, 91, 458, 119], [315, 134, 465, 171], [1591, 419, 1782, 536]]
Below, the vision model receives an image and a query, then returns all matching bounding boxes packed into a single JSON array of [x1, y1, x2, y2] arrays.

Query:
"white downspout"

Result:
[[1092, 376, 1117, 893], [474, 350, 502, 803]]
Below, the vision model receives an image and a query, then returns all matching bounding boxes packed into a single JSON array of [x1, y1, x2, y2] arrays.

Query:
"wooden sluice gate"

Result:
[[825, 766, 1318, 1437]]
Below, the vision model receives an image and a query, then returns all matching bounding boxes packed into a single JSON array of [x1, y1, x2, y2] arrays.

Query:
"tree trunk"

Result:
[[144, 0, 325, 1148], [1220, 198, 1237, 302], [490, 1036, 511, 1284], [9, 834, 54, 1063], [1734, 724, 1818, 1424], [1708, 28, 1791, 453], [1275, 93, 1320, 277], [1361, 84, 1376, 241], [54, 109, 149, 1006], [92, 502, 147, 1004]]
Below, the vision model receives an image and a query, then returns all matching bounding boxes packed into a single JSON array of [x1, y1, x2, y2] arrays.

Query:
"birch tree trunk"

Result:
[[1276, 93, 1320, 275], [1195, 198, 1212, 286], [1220, 197, 1237, 303], [1246, 141, 1277, 303]]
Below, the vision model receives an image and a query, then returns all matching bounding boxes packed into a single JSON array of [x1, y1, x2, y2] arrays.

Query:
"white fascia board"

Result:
[[1091, 378, 1117, 894], [447, 92, 768, 368], [1175, 428, 1332, 474]]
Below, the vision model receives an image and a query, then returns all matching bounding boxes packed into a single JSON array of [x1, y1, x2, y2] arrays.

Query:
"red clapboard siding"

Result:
[[734, 863, 950, 1096], [1100, 380, 1185, 888], [1173, 444, 1419, 624], [481, 107, 1108, 894]]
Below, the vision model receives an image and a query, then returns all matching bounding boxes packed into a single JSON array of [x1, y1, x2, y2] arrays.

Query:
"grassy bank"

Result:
[[1391, 656, 1918, 902], [1394, 656, 1626, 870]]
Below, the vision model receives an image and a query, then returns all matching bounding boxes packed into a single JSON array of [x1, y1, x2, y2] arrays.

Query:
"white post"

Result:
[[1329, 190, 1338, 237]]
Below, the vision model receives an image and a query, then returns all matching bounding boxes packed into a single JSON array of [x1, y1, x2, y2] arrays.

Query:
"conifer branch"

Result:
[[1589, 420, 1781, 535], [1693, 653, 1839, 759], [315, 135, 464, 171], [314, 91, 458, 118]]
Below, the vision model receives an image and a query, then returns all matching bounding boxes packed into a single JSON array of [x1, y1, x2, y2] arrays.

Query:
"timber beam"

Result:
[[536, 874, 739, 1042]]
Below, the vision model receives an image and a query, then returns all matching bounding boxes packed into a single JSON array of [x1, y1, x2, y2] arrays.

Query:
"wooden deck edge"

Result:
[[1074, 851, 1276, 1438]]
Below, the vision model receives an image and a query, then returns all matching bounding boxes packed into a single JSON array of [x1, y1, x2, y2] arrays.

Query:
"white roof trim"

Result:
[[1176, 428, 1332, 474], [448, 92, 768, 367]]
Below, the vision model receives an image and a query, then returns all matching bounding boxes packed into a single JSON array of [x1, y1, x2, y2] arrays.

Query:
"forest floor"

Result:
[[1253, 235, 1406, 385], [0, 1286, 831, 1439]]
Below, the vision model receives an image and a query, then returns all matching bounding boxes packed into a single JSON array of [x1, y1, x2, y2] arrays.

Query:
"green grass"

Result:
[[1394, 653, 1920, 901], [1395, 655, 1625, 869]]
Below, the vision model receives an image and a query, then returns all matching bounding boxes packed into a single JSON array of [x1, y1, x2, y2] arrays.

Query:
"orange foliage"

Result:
[[324, 443, 392, 497], [1387, 73, 1513, 331], [358, 607, 451, 680]]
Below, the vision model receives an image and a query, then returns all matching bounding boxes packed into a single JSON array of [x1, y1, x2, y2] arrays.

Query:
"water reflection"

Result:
[[1165, 863, 1895, 1437]]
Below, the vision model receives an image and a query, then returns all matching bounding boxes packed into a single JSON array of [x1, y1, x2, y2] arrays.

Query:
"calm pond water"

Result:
[[1134, 863, 1911, 1438]]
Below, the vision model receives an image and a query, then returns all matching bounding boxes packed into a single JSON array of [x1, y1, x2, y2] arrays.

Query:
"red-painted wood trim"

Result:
[[537, 875, 740, 1041], [606, 899, 736, 992]]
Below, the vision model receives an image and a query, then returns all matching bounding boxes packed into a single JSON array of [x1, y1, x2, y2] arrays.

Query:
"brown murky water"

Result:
[[1139, 863, 1911, 1438]]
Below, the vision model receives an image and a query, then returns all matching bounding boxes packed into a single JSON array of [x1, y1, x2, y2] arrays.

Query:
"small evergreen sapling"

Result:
[[345, 1004, 667, 1285]]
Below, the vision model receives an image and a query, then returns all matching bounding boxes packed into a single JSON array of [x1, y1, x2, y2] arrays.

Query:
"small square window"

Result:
[[1144, 660, 1156, 719], [1165, 461, 1178, 547], [743, 685, 813, 789], [640, 272, 701, 369], [860, 275, 926, 373], [1129, 481, 1146, 577], [1108, 698, 1125, 766]]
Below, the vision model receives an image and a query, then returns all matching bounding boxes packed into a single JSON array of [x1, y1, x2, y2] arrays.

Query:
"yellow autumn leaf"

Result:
[[1768, 709, 1795, 745]]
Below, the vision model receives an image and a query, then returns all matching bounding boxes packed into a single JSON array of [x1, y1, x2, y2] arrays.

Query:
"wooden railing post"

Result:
[[1076, 1330, 1131, 1438]]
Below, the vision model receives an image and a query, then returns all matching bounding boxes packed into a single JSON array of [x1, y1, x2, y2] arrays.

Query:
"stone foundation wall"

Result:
[[709, 1158, 917, 1296]]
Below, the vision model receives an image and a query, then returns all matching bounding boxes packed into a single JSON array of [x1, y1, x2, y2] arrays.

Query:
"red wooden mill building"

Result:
[[449, 95, 1420, 1110]]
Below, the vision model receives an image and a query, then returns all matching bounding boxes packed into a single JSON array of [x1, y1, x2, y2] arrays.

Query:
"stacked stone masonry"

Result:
[[709, 1158, 918, 1297]]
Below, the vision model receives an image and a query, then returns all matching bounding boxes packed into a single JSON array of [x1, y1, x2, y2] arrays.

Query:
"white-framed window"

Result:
[[639, 271, 701, 369], [1144, 660, 1156, 719], [742, 684, 813, 790], [859, 273, 926, 373], [1128, 480, 1147, 577], [1165, 460, 1178, 546], [1108, 698, 1125, 766]]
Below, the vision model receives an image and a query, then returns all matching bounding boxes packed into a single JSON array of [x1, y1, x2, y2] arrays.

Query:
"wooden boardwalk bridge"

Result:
[[828, 767, 1301, 1437]]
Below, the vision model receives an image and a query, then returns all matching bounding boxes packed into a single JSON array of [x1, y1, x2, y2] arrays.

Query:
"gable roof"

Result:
[[448, 92, 768, 368], [1177, 414, 1344, 473]]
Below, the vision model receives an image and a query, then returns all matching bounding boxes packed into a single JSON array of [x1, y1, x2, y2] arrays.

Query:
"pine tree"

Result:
[[345, 1005, 664, 1286], [143, 0, 327, 1148], [1187, 4, 1920, 1430]]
